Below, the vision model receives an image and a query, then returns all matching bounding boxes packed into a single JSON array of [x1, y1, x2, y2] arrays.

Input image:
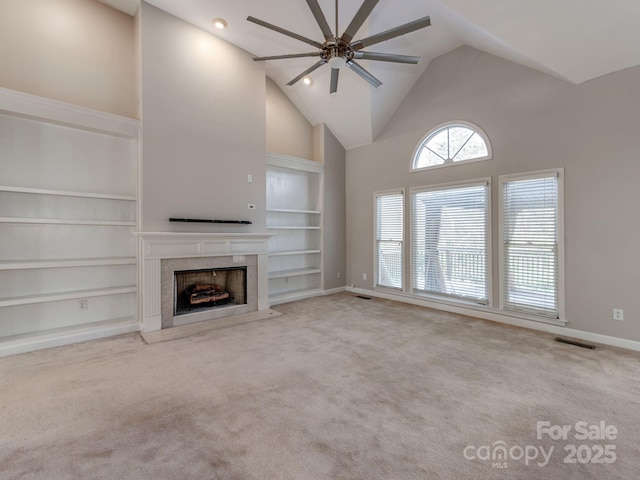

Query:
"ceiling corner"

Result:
[[96, 0, 141, 16]]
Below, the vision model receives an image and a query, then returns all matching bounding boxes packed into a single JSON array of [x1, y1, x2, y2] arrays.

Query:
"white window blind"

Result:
[[501, 173, 560, 318], [411, 182, 488, 303], [375, 191, 403, 289]]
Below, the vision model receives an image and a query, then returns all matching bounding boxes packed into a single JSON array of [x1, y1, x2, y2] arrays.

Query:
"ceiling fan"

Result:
[[247, 0, 431, 93]]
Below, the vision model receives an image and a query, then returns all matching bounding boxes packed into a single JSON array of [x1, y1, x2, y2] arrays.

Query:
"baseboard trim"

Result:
[[324, 287, 347, 296], [346, 287, 640, 353], [0, 318, 141, 357], [269, 289, 324, 306]]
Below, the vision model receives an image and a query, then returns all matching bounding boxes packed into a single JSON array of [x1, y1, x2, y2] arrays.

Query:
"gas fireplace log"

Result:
[[188, 284, 230, 305], [189, 291, 230, 305]]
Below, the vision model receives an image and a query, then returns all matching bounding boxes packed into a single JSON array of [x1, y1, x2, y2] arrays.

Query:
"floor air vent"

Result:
[[554, 337, 596, 350]]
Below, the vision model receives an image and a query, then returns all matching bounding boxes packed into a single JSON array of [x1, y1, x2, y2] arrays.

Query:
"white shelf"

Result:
[[0, 316, 140, 358], [0, 87, 140, 356], [0, 286, 137, 308], [268, 268, 322, 280], [0, 86, 141, 138], [266, 153, 323, 173], [0, 186, 135, 201], [266, 153, 323, 305], [266, 226, 321, 230], [0, 217, 136, 226], [269, 288, 324, 306], [269, 249, 321, 257], [0, 257, 137, 271], [267, 208, 321, 215]]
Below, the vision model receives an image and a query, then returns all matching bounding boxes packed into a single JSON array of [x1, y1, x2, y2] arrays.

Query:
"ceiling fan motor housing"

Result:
[[323, 43, 354, 67]]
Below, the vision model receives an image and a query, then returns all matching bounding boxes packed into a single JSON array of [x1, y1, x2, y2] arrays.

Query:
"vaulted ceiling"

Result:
[[100, 0, 640, 149]]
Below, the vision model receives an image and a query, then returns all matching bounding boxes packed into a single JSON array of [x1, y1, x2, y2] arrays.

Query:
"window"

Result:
[[500, 169, 563, 319], [375, 190, 404, 290], [412, 122, 491, 171], [411, 181, 489, 304]]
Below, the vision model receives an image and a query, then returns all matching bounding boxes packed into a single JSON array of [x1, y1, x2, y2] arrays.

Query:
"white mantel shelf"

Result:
[[137, 232, 273, 259], [138, 232, 273, 332]]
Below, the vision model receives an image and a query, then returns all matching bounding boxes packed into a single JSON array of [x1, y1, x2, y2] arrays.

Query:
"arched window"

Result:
[[412, 121, 491, 171]]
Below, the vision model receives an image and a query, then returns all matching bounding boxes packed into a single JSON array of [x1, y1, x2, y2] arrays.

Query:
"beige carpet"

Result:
[[1, 293, 639, 479]]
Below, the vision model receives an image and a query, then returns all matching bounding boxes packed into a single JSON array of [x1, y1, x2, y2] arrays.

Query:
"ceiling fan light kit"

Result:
[[247, 0, 431, 94]]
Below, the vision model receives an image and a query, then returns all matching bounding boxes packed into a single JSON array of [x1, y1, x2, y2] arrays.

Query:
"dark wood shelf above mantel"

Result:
[[169, 218, 252, 225]]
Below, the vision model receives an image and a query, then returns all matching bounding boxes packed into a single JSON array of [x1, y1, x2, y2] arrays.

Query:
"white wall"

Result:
[[140, 3, 267, 232], [347, 46, 640, 342], [0, 0, 136, 118], [266, 78, 313, 160]]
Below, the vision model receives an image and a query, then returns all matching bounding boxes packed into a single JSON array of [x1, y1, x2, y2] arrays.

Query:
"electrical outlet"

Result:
[[337, 272, 341, 279], [247, 174, 253, 183], [362, 273, 367, 281], [613, 308, 624, 321], [79, 299, 88, 310]]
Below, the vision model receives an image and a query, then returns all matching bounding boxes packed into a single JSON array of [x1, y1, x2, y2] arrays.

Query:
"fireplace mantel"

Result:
[[138, 232, 272, 331]]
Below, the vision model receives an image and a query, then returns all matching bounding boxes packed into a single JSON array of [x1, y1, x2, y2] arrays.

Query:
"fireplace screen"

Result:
[[174, 267, 247, 316]]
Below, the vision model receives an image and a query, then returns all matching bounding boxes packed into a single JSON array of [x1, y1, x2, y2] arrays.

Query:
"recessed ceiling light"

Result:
[[212, 18, 228, 29], [303, 76, 313, 86]]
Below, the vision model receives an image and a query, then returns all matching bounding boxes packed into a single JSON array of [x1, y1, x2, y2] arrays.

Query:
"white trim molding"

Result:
[[267, 152, 323, 173], [324, 287, 347, 296], [348, 287, 640, 353], [0, 86, 140, 138]]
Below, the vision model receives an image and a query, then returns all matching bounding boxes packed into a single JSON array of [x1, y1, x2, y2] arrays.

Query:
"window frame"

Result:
[[411, 121, 492, 173], [409, 178, 492, 306], [498, 168, 565, 323], [373, 188, 405, 292]]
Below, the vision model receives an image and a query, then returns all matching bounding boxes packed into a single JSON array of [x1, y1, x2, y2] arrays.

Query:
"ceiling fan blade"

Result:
[[347, 60, 382, 88], [350, 16, 431, 51], [340, 0, 380, 45], [330, 68, 340, 94], [253, 52, 322, 61], [306, 0, 335, 42], [247, 16, 324, 49], [352, 51, 420, 64], [287, 60, 327, 86]]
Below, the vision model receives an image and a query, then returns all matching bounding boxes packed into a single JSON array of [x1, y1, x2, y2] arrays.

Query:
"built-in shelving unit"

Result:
[[266, 153, 324, 305], [0, 87, 141, 356]]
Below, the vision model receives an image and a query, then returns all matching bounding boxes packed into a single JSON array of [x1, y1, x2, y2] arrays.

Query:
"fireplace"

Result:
[[174, 267, 247, 316], [138, 232, 272, 332], [159, 254, 261, 329]]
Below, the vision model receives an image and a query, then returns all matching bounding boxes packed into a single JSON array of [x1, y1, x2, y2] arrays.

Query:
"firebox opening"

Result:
[[174, 267, 247, 316]]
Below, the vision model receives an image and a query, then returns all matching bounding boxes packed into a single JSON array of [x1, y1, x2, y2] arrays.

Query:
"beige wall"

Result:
[[140, 2, 266, 232], [266, 77, 313, 160], [0, 0, 136, 118], [316, 125, 347, 290], [347, 46, 640, 341]]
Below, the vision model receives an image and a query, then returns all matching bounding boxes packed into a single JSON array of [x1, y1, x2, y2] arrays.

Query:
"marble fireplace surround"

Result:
[[138, 232, 272, 332]]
